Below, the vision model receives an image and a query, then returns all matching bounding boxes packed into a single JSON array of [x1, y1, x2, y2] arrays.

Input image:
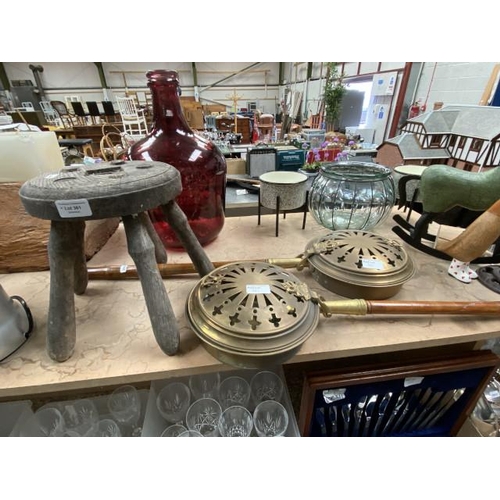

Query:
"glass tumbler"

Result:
[[253, 400, 289, 437], [250, 371, 284, 406], [156, 382, 191, 424], [218, 406, 253, 437], [308, 161, 396, 231], [186, 398, 222, 437]]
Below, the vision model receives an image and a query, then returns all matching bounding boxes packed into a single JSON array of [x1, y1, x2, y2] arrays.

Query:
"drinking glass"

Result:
[[94, 419, 122, 437], [160, 424, 187, 437], [189, 372, 221, 400], [250, 371, 284, 406], [219, 376, 251, 410], [107, 385, 142, 437], [253, 400, 289, 437], [156, 382, 191, 424], [33, 407, 66, 437], [186, 398, 222, 437], [218, 406, 253, 437], [61, 399, 99, 437]]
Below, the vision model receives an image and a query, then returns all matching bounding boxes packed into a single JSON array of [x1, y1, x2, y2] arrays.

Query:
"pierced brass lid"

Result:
[[186, 262, 320, 356], [303, 230, 415, 289]]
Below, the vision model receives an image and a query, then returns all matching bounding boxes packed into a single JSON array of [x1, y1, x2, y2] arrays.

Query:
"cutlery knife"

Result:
[[401, 387, 433, 433], [422, 388, 465, 430], [362, 395, 378, 437], [411, 390, 444, 431], [341, 403, 352, 437], [372, 392, 392, 437], [382, 391, 407, 436], [328, 405, 339, 437], [391, 389, 422, 435]]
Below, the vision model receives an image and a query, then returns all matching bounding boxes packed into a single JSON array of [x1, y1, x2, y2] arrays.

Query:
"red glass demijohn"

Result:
[[127, 69, 227, 248]]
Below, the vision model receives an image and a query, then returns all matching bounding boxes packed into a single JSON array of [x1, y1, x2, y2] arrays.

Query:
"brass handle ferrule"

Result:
[[319, 299, 369, 317]]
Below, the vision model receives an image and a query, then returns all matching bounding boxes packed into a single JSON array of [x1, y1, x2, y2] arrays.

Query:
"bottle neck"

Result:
[[149, 83, 192, 133]]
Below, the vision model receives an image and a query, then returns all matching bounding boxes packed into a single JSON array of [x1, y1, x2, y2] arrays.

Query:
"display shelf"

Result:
[[1, 211, 500, 401]]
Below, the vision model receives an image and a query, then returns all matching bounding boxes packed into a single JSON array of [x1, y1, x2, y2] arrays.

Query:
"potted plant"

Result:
[[298, 154, 322, 190], [324, 62, 347, 132]]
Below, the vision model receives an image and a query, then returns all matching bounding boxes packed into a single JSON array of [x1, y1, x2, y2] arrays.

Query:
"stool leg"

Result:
[[275, 196, 280, 237], [258, 189, 262, 226], [122, 214, 179, 356], [302, 191, 309, 230], [161, 201, 215, 277], [138, 212, 168, 264], [73, 220, 88, 295], [47, 220, 78, 362]]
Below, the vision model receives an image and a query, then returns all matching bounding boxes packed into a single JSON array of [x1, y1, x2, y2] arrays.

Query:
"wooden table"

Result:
[[1, 210, 499, 400], [394, 165, 428, 177]]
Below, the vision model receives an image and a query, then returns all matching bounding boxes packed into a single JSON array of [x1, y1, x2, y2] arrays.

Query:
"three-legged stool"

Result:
[[19, 160, 215, 362]]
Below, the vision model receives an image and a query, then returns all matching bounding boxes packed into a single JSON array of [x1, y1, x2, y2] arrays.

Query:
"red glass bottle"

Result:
[[127, 69, 226, 248]]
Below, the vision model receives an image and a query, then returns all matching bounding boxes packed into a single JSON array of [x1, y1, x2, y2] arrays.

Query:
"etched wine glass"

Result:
[[218, 405, 253, 437], [219, 376, 251, 410], [107, 385, 142, 437], [250, 371, 284, 407], [189, 372, 221, 400], [61, 399, 99, 437], [95, 419, 122, 437], [156, 382, 191, 424], [33, 407, 67, 437], [253, 400, 289, 437], [185, 398, 222, 437], [160, 424, 187, 437]]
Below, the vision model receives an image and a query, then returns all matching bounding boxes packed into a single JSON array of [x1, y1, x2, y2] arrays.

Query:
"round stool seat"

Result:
[[19, 160, 181, 221]]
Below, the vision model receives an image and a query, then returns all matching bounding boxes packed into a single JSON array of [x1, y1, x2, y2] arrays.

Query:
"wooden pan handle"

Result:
[[322, 299, 500, 316], [87, 258, 302, 280]]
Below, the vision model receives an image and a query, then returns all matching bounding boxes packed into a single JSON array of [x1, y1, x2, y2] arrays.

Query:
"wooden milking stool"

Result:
[[19, 160, 214, 362]]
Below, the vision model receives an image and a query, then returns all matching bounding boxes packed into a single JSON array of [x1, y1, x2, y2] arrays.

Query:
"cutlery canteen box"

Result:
[[297, 350, 500, 437]]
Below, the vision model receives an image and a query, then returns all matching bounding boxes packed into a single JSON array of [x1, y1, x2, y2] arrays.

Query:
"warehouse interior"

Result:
[[1, 2, 499, 498]]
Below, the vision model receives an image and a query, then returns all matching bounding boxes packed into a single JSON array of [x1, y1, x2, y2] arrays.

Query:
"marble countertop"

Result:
[[1, 210, 499, 399]]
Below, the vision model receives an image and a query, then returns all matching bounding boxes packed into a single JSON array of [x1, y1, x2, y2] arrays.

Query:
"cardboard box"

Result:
[[226, 158, 246, 175]]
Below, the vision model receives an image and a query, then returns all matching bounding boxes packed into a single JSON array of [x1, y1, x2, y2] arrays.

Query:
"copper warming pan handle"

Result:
[[320, 298, 500, 316], [87, 262, 500, 316]]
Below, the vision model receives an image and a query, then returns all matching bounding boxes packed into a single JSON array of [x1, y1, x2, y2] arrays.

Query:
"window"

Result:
[[449, 135, 457, 148], [430, 134, 443, 147], [464, 163, 474, 172], [458, 136, 467, 148], [470, 138, 483, 152]]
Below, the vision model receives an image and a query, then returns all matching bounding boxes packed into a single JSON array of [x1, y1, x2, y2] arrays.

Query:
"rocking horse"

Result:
[[392, 164, 500, 264]]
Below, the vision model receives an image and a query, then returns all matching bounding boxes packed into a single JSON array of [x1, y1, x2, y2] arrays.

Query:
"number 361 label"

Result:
[[55, 199, 92, 218]]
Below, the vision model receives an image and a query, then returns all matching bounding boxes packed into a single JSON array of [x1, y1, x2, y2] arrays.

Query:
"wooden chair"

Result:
[[102, 101, 118, 123], [40, 101, 61, 126], [71, 101, 91, 126], [116, 96, 148, 138], [86, 101, 102, 125], [100, 123, 127, 161], [50, 100, 77, 128]]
